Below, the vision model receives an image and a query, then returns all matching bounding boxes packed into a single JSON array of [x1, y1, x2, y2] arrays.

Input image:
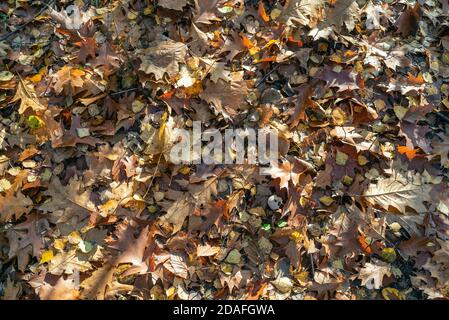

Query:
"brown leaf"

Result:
[[160, 196, 194, 234], [199, 79, 250, 119], [138, 40, 186, 81], [0, 190, 33, 223], [12, 79, 46, 114], [395, 3, 421, 37]]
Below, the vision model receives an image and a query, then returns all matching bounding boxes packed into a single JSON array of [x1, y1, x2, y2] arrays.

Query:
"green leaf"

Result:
[[277, 220, 287, 228], [27, 115, 44, 129], [261, 223, 271, 231]]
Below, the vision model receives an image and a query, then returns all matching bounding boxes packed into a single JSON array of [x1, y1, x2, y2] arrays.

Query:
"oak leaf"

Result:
[[53, 66, 86, 94], [358, 262, 392, 290], [0, 191, 33, 223], [364, 173, 432, 214], [199, 79, 250, 119], [12, 79, 46, 114]]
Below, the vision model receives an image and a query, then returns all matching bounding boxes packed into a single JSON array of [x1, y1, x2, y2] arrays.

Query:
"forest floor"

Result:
[[1, 0, 449, 300]]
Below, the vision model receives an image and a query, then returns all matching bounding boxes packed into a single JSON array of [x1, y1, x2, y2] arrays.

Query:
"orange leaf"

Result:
[[240, 33, 254, 49], [258, 1, 270, 23], [397, 145, 418, 160], [254, 56, 277, 64], [159, 90, 175, 100], [407, 72, 425, 85], [357, 235, 373, 254], [287, 36, 303, 46], [246, 281, 268, 300]]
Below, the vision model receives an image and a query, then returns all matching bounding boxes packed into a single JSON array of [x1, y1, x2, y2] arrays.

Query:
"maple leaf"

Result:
[[11, 79, 46, 114], [138, 40, 187, 80], [266, 156, 313, 190]]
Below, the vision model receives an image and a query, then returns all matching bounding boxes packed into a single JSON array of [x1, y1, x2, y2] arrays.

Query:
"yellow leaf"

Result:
[[290, 231, 304, 243], [159, 112, 168, 141], [336, 150, 348, 166], [270, 8, 281, 20], [358, 155, 369, 166], [178, 166, 191, 175], [40, 250, 54, 264], [319, 196, 334, 206], [382, 287, 405, 300], [166, 286, 176, 299], [68, 231, 82, 245], [98, 199, 118, 217], [29, 67, 47, 83], [381, 248, 397, 263], [54, 239, 65, 251], [332, 107, 347, 125]]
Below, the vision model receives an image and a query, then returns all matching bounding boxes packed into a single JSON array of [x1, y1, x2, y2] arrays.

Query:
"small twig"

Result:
[[255, 64, 280, 88], [436, 112, 449, 123], [109, 87, 138, 96]]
